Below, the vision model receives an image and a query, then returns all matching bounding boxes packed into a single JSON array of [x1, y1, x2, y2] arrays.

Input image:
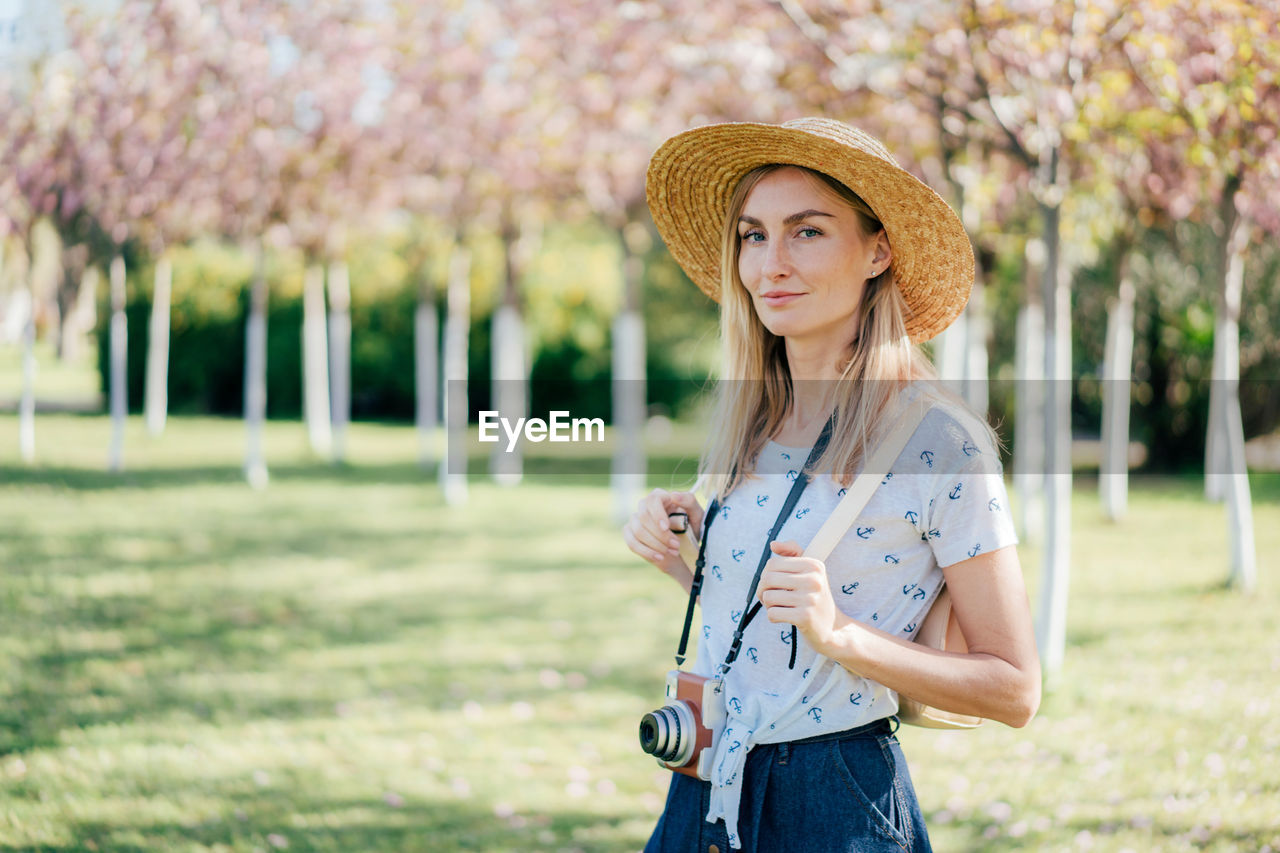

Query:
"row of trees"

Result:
[[2, 1, 1276, 672]]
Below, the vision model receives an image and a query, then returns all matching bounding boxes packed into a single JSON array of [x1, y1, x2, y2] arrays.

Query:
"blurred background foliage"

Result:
[[89, 215, 1280, 470]]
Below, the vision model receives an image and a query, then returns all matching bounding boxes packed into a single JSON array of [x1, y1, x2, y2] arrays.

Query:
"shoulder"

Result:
[[900, 385, 1003, 475]]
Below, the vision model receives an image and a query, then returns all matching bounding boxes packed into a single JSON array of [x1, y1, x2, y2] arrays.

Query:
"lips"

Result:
[[761, 290, 804, 307]]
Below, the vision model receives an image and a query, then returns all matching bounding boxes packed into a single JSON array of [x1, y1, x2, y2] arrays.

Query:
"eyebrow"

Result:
[[738, 209, 836, 228]]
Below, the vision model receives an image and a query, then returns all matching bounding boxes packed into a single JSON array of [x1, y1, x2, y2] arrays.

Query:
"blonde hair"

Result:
[[698, 164, 988, 498]]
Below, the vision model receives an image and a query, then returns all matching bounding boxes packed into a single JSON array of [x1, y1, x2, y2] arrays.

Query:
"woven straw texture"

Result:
[[645, 118, 974, 343]]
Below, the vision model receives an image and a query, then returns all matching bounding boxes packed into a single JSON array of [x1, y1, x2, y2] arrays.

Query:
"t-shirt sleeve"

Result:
[[923, 428, 1019, 568]]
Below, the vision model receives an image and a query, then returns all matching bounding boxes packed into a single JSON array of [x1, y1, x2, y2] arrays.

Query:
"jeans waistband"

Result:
[[785, 715, 897, 746]]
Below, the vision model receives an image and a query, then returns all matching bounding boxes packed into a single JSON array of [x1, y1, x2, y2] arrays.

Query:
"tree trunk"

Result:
[[144, 254, 172, 436], [1100, 260, 1135, 521], [302, 261, 332, 456], [490, 303, 526, 486], [107, 254, 128, 472], [1205, 316, 1228, 503], [490, 213, 536, 487], [440, 237, 471, 506], [19, 255, 36, 463], [1217, 207, 1255, 591], [965, 274, 990, 417], [327, 259, 351, 463], [940, 160, 990, 416], [933, 308, 967, 389], [55, 242, 89, 362], [612, 221, 649, 523], [65, 264, 99, 366], [1014, 240, 1046, 543], [414, 272, 439, 469], [1034, 145, 1072, 679], [243, 242, 269, 488]]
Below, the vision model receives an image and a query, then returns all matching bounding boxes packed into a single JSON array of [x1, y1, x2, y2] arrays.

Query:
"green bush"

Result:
[[92, 226, 721, 424]]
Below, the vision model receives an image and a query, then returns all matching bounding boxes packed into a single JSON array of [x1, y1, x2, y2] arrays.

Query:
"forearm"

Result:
[[660, 557, 695, 595], [819, 613, 1041, 728]]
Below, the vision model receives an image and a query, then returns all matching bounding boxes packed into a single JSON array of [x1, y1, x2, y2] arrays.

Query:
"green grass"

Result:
[[0, 342, 102, 409], [0, 414, 1278, 852]]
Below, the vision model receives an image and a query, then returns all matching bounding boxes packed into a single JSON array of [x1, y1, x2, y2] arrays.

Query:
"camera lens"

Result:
[[638, 701, 696, 765], [638, 713, 666, 755]]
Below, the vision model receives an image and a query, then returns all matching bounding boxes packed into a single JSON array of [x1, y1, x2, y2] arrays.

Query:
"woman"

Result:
[[624, 118, 1041, 852]]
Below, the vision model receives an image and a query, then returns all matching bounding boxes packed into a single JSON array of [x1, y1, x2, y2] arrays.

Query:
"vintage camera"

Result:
[[638, 671, 726, 780]]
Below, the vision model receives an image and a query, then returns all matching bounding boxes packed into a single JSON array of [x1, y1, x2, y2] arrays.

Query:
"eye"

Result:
[[740, 229, 765, 243], [797, 226, 822, 238]]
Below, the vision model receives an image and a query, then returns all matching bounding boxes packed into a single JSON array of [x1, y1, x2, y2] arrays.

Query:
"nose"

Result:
[[761, 237, 790, 280]]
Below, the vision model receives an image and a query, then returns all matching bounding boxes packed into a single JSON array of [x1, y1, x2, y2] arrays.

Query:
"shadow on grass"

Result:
[[0, 508, 663, 756], [17, 796, 646, 852], [930, 810, 1280, 852], [0, 453, 702, 492], [2, 463, 433, 490]]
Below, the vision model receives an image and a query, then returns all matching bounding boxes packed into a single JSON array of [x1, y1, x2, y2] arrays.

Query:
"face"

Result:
[[736, 167, 891, 354]]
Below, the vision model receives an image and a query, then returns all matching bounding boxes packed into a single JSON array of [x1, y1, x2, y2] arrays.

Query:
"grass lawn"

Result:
[[0, 343, 102, 411], [0, 413, 1277, 852]]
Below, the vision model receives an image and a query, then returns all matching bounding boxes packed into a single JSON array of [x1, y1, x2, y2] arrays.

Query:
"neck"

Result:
[[780, 339, 843, 440], [784, 338, 843, 382]]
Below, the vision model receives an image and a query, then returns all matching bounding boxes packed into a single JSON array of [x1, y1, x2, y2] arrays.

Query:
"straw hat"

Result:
[[645, 117, 973, 343]]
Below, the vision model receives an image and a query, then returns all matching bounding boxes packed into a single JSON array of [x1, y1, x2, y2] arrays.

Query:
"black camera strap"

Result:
[[671, 413, 836, 675], [673, 496, 718, 667]]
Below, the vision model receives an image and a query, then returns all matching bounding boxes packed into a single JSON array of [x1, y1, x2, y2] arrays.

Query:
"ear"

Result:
[[867, 231, 893, 277]]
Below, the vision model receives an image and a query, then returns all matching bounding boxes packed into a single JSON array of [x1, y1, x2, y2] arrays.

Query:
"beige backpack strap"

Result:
[[803, 399, 930, 562]]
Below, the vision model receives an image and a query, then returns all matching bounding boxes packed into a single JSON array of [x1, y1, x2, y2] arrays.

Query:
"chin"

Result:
[[754, 309, 800, 338]]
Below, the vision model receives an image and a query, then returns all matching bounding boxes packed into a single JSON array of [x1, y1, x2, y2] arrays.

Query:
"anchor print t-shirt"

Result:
[[693, 394, 1019, 848]]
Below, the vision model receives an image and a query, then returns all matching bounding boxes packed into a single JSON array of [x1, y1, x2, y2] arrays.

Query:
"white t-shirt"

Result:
[[693, 395, 1019, 848]]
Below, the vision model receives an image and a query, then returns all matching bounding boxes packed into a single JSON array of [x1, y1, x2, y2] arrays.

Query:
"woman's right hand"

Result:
[[622, 489, 704, 577]]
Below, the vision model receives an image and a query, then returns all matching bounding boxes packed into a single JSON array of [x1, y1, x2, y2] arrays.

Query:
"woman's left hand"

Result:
[[757, 540, 847, 651]]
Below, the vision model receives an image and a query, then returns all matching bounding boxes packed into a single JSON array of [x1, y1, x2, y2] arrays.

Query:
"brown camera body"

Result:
[[638, 671, 726, 781]]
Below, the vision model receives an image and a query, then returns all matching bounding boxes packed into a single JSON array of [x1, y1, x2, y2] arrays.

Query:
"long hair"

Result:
[[698, 164, 990, 498]]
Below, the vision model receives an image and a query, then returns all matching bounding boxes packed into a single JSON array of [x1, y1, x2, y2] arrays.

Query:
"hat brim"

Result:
[[645, 120, 973, 344]]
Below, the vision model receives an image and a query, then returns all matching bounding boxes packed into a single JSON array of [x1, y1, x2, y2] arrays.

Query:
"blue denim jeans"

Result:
[[645, 718, 932, 853]]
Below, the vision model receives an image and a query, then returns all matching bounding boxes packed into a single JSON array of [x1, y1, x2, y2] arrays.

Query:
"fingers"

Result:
[[622, 522, 671, 566], [759, 587, 800, 609], [758, 588, 806, 627], [762, 547, 823, 581], [623, 489, 703, 567], [642, 490, 678, 542], [668, 491, 705, 535], [770, 540, 804, 558]]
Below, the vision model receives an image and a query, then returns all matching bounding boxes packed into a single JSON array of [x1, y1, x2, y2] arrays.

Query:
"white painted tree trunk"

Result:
[[19, 276, 35, 464], [1219, 228, 1256, 591], [414, 297, 439, 468], [107, 255, 128, 472], [933, 295, 989, 414], [934, 308, 967, 388], [440, 241, 471, 506], [490, 303, 526, 486], [64, 265, 99, 365], [936, 170, 990, 416], [1040, 256, 1073, 679], [144, 255, 172, 436], [612, 224, 648, 523], [1033, 154, 1072, 679], [327, 260, 351, 463], [1014, 240, 1046, 544], [302, 262, 332, 456], [1100, 275, 1135, 521], [1205, 317, 1227, 502], [244, 243, 269, 489], [612, 310, 646, 523], [965, 276, 990, 417], [490, 215, 537, 487]]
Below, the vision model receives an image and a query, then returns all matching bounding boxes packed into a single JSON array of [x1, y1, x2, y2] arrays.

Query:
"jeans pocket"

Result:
[[829, 737, 914, 851]]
